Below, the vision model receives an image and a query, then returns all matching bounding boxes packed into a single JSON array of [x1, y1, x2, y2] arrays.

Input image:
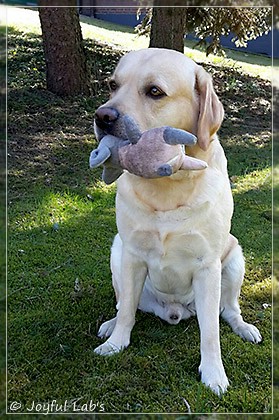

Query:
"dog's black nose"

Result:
[[95, 107, 119, 131], [169, 314, 179, 320]]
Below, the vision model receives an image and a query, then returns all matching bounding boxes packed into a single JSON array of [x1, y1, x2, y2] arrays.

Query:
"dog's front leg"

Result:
[[193, 261, 229, 395], [94, 246, 147, 356]]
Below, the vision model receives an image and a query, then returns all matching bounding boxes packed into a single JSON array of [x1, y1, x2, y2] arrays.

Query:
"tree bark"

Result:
[[38, 0, 90, 96], [149, 7, 186, 53]]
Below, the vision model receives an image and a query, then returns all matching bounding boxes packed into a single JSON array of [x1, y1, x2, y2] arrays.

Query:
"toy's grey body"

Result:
[[89, 135, 130, 184]]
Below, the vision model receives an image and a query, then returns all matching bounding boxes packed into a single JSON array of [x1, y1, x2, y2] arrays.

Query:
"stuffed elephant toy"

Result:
[[89, 115, 207, 185]]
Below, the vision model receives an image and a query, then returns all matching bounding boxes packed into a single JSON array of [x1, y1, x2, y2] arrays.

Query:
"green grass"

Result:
[[0, 18, 6, 419], [6, 7, 273, 415]]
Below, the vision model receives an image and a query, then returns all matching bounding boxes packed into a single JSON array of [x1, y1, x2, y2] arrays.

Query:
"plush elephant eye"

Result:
[[108, 80, 118, 91], [147, 85, 166, 99]]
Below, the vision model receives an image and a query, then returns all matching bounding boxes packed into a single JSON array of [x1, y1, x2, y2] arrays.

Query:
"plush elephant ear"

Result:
[[123, 115, 142, 144], [102, 167, 123, 185], [163, 127, 197, 146]]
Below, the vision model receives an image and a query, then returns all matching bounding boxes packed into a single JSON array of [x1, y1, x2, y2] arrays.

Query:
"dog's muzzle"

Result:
[[94, 106, 119, 132]]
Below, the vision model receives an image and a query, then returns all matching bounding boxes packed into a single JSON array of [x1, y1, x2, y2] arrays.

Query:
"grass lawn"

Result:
[[6, 6, 273, 415], [0, 16, 6, 419]]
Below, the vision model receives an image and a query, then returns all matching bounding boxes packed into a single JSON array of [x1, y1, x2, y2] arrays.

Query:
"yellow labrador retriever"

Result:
[[93, 48, 261, 395]]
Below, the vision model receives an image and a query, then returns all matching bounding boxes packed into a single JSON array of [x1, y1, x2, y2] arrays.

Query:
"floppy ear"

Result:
[[195, 65, 224, 151]]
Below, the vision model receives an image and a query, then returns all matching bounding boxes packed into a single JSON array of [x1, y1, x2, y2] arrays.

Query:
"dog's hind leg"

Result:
[[110, 233, 122, 304], [220, 238, 262, 343]]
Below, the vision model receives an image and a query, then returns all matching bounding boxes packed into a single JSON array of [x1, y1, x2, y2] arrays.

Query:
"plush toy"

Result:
[[89, 116, 207, 185]]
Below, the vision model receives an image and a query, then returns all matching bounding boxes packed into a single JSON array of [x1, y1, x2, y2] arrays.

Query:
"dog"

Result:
[[92, 48, 262, 395]]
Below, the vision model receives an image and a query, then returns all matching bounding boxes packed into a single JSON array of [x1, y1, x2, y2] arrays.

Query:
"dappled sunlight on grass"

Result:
[[246, 275, 271, 295], [9, 186, 116, 233], [231, 167, 271, 195], [185, 47, 272, 80]]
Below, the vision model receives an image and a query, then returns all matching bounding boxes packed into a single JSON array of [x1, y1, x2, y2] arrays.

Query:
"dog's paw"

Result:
[[199, 362, 229, 396], [234, 322, 262, 343], [94, 340, 122, 356], [97, 317, 117, 339]]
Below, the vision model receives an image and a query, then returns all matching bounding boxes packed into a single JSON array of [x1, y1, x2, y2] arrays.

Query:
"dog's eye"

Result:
[[147, 86, 166, 99], [108, 80, 118, 91]]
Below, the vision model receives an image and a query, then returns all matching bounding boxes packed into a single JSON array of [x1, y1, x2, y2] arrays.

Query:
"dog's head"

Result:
[[94, 48, 224, 152]]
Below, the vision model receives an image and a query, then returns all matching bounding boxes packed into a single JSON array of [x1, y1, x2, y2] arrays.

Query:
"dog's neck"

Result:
[[122, 172, 204, 212], [116, 137, 227, 213]]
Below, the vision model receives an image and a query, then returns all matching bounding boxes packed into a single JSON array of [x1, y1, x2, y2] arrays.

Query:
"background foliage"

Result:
[[136, 6, 272, 55]]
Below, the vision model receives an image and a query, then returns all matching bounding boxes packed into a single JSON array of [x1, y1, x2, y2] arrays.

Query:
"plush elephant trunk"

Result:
[[89, 145, 111, 168]]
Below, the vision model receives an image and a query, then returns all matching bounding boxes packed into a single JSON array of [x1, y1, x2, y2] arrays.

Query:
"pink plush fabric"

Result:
[[119, 127, 207, 178]]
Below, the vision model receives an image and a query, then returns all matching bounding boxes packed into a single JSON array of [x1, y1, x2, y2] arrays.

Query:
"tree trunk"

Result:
[[149, 7, 186, 53], [38, 0, 90, 96]]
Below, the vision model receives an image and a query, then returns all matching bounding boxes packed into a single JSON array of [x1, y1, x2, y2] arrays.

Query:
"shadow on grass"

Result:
[[8, 26, 124, 94]]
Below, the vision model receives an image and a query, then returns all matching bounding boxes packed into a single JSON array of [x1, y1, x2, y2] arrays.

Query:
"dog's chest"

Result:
[[116, 172, 232, 296], [137, 226, 210, 294], [119, 204, 220, 295]]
